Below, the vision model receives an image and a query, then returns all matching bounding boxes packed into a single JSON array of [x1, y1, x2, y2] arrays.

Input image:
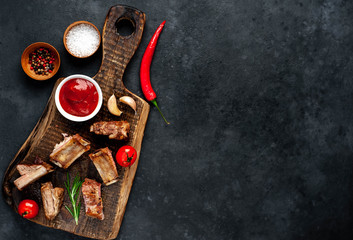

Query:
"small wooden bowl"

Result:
[[21, 42, 61, 81], [63, 21, 101, 58]]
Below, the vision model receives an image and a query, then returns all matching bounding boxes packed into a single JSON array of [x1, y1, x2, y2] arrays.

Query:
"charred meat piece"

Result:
[[50, 134, 90, 169], [90, 121, 130, 140], [41, 182, 64, 220], [89, 148, 119, 186], [14, 162, 54, 191], [81, 178, 104, 220]]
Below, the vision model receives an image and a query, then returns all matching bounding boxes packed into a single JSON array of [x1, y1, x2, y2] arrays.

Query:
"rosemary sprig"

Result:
[[64, 172, 84, 225]]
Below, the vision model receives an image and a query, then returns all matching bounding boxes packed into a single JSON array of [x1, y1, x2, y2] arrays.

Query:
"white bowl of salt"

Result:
[[63, 21, 101, 58]]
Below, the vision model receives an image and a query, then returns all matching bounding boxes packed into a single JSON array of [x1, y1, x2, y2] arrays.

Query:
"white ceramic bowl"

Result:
[[55, 74, 103, 122]]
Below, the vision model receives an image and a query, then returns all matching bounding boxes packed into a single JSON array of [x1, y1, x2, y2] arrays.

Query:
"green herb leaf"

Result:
[[65, 205, 74, 216], [64, 172, 83, 225]]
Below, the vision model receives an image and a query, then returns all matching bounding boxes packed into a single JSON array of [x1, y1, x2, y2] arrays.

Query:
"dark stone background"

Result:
[[0, 0, 352, 239]]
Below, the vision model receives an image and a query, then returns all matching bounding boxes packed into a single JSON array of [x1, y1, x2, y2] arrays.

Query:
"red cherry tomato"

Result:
[[116, 146, 137, 167], [18, 199, 39, 219]]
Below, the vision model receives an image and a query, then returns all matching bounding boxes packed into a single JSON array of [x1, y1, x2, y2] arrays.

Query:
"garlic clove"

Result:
[[107, 94, 123, 116], [119, 96, 137, 113]]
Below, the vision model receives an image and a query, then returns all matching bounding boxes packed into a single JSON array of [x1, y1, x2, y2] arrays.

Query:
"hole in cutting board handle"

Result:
[[115, 18, 135, 37]]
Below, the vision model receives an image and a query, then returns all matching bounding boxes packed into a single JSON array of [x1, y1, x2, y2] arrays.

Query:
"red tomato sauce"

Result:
[[59, 78, 98, 117]]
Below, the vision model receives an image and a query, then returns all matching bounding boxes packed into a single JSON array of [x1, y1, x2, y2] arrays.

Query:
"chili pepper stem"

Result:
[[151, 99, 170, 125]]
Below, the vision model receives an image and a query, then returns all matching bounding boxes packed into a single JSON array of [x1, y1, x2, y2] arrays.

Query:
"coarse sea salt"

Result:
[[66, 24, 100, 57]]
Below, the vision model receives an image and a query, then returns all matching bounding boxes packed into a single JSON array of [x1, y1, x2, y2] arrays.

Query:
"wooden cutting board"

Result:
[[2, 5, 149, 240]]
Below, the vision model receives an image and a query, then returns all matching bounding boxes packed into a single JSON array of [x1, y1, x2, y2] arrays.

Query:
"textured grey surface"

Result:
[[1, 0, 353, 239]]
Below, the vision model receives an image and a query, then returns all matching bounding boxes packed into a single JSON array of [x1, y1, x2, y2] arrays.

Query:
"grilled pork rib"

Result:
[[90, 121, 130, 140], [41, 182, 64, 220], [82, 178, 104, 220], [89, 147, 119, 185], [50, 134, 90, 169], [14, 162, 54, 191]]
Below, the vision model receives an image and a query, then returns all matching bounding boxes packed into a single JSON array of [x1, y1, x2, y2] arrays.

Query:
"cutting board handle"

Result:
[[96, 5, 145, 89]]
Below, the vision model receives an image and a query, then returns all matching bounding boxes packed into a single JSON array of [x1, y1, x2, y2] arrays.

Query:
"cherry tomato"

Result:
[[18, 199, 39, 219], [116, 146, 137, 167]]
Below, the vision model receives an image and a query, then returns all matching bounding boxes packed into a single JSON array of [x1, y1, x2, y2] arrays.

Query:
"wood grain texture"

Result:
[[2, 5, 148, 240]]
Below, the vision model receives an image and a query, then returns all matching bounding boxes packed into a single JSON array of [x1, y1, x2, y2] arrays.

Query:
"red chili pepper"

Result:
[[140, 20, 170, 125]]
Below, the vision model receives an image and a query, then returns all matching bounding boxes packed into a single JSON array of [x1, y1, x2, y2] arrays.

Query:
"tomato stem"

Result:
[[151, 99, 170, 125], [22, 211, 28, 217], [125, 152, 135, 162]]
